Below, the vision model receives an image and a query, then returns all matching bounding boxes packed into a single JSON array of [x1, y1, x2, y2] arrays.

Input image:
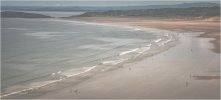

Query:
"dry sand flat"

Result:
[[3, 17, 220, 99]]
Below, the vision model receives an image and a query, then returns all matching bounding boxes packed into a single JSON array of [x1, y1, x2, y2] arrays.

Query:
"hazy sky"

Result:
[[2, 0, 220, 7]]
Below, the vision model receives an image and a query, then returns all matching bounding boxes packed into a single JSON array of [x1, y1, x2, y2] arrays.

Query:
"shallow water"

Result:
[[1, 18, 177, 96]]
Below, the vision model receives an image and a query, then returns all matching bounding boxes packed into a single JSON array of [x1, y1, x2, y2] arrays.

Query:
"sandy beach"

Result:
[[2, 17, 220, 99]]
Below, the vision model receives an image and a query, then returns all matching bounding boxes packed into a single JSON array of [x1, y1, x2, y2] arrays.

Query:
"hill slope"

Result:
[[1, 11, 52, 18], [77, 7, 220, 18], [2, 2, 220, 12]]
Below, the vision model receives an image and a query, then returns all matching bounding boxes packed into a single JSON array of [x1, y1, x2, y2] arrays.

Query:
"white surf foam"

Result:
[[102, 59, 127, 65], [133, 28, 142, 31], [4, 28, 28, 31], [146, 44, 152, 47], [164, 33, 169, 37], [119, 48, 139, 56], [1, 65, 97, 98], [60, 66, 97, 77], [154, 38, 162, 43], [137, 46, 151, 54], [159, 38, 172, 46], [25, 32, 64, 39], [0, 79, 61, 98]]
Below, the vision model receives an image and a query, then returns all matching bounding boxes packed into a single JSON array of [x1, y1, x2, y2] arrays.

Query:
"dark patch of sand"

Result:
[[192, 75, 221, 80]]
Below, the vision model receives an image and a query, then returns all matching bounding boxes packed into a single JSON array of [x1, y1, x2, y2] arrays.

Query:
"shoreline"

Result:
[[66, 17, 220, 54], [1, 18, 180, 98], [2, 17, 220, 99]]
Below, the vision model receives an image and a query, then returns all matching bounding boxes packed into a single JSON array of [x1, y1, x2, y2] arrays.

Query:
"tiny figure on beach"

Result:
[[185, 81, 189, 87], [74, 89, 80, 94], [70, 88, 80, 95]]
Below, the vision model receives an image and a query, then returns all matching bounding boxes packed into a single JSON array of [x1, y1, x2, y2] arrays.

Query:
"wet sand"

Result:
[[37, 31, 220, 99], [2, 17, 220, 99]]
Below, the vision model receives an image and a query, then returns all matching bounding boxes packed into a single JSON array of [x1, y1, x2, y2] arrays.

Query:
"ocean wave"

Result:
[[0, 65, 97, 98], [4, 28, 28, 31], [59, 66, 97, 77], [133, 28, 142, 31], [25, 32, 77, 38], [25, 32, 64, 39], [154, 38, 162, 43], [0, 79, 61, 97], [159, 38, 172, 46], [102, 59, 127, 65], [119, 48, 139, 56], [137, 46, 151, 54]]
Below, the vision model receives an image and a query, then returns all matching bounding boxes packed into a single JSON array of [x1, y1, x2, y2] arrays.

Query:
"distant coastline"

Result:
[[2, 6, 220, 20], [75, 7, 220, 19], [1, 11, 53, 18]]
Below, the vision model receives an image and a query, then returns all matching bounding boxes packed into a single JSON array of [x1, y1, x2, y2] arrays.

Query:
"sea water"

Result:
[[1, 18, 177, 96]]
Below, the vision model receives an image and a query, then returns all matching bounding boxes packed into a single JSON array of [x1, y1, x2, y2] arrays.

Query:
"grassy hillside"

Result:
[[77, 7, 220, 18], [1, 11, 52, 18]]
